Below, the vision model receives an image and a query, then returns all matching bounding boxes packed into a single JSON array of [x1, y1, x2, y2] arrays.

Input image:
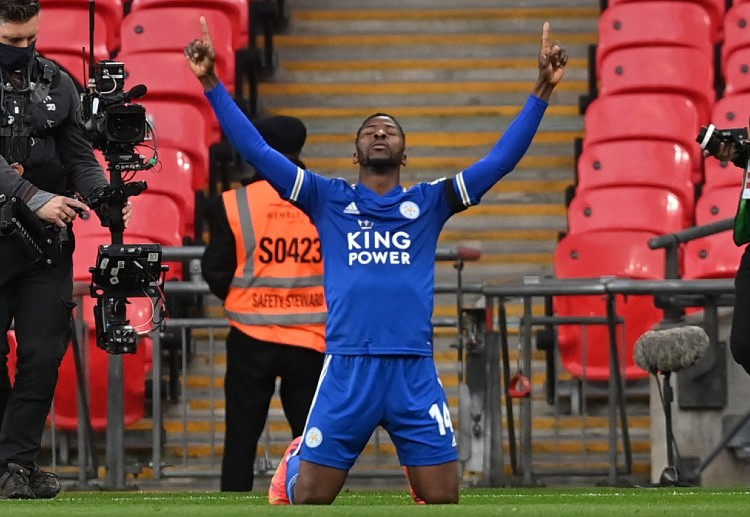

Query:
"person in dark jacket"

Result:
[[0, 0, 130, 499], [702, 132, 750, 375], [201, 115, 325, 492]]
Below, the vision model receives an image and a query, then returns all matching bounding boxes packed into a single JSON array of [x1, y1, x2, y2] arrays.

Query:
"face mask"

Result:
[[0, 41, 35, 71]]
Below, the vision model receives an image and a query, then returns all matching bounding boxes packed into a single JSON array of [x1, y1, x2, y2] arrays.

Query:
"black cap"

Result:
[[255, 115, 307, 155]]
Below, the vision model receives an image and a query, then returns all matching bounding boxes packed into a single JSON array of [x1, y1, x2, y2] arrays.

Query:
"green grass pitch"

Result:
[[2, 488, 750, 516]]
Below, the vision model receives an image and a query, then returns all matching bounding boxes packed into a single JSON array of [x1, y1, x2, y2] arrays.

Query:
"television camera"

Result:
[[79, 62, 166, 354], [81, 60, 156, 173], [76, 8, 165, 354], [697, 124, 749, 156]]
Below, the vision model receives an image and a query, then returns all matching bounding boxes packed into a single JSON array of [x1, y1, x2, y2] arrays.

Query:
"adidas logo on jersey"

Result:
[[343, 202, 360, 215]]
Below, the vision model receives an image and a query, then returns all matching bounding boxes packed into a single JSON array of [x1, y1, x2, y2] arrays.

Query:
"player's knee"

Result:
[[293, 488, 336, 505], [419, 486, 459, 504], [293, 478, 337, 505]]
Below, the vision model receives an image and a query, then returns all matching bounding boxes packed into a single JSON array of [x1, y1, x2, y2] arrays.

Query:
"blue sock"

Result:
[[285, 454, 300, 505]]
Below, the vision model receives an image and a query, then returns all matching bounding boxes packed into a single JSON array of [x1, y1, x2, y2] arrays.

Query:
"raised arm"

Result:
[[454, 22, 567, 207], [185, 17, 298, 194]]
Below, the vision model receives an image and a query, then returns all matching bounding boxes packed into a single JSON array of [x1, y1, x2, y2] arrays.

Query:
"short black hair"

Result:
[[356, 112, 405, 141], [0, 0, 39, 24]]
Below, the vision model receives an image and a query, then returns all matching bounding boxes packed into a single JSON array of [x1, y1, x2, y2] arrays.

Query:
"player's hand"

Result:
[[184, 16, 219, 90], [534, 22, 568, 100], [36, 195, 89, 228]]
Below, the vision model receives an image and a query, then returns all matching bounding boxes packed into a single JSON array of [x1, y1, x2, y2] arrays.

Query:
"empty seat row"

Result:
[[556, 0, 737, 382]]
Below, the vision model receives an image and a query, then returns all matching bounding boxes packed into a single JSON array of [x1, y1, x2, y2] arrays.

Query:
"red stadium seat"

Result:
[[607, 0, 724, 43], [721, 47, 750, 96], [583, 93, 703, 181], [723, 3, 750, 66], [127, 192, 185, 280], [9, 305, 151, 433], [120, 7, 237, 93], [709, 94, 750, 143], [127, 192, 183, 247], [72, 192, 184, 282], [596, 2, 713, 77], [554, 230, 666, 381], [128, 0, 249, 48], [598, 46, 715, 124], [92, 147, 195, 238], [53, 296, 151, 432], [38, 0, 123, 57], [119, 51, 222, 147], [139, 99, 212, 191], [567, 187, 687, 235], [684, 186, 744, 279], [35, 6, 111, 67], [72, 212, 111, 282], [576, 140, 695, 216], [139, 146, 196, 238], [703, 158, 744, 191]]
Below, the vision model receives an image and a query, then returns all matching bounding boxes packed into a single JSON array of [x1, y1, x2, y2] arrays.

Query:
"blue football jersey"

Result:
[[205, 82, 548, 357], [286, 174, 457, 355]]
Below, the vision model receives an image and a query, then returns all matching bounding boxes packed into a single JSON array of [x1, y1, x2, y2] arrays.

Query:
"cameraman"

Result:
[[702, 136, 750, 376], [0, 1, 130, 499]]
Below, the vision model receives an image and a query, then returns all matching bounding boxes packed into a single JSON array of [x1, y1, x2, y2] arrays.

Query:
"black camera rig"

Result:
[[89, 243, 167, 355], [76, 2, 165, 355]]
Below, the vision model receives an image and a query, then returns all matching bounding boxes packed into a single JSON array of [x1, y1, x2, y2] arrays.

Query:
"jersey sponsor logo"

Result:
[[305, 427, 323, 448], [343, 202, 360, 214], [399, 201, 420, 219], [347, 230, 412, 266], [357, 219, 373, 231]]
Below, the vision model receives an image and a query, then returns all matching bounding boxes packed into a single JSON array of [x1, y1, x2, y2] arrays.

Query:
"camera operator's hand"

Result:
[[36, 195, 89, 228], [534, 22, 568, 102], [704, 141, 741, 162], [122, 200, 132, 228], [185, 16, 219, 92]]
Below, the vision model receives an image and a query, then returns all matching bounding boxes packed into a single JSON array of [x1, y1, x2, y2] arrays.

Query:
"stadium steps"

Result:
[[258, 1, 597, 286]]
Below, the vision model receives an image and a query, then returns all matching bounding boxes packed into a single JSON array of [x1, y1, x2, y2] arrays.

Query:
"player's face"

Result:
[[354, 116, 406, 169]]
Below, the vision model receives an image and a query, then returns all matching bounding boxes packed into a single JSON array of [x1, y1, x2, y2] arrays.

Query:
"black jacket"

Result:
[[0, 54, 108, 211]]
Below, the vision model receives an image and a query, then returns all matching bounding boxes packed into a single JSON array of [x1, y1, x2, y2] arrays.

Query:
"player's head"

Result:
[[354, 112, 406, 170]]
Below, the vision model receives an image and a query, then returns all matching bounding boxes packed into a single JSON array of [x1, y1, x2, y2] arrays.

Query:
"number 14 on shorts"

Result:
[[429, 402, 455, 445]]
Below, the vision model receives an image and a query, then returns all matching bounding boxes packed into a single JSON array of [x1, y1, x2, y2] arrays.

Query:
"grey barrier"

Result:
[[481, 276, 735, 487], [56, 252, 743, 489]]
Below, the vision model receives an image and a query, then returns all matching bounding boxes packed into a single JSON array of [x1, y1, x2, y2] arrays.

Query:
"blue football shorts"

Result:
[[296, 354, 458, 470]]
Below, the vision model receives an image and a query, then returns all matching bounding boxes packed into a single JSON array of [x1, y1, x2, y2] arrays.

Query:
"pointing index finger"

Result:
[[200, 15, 213, 47], [541, 21, 550, 48]]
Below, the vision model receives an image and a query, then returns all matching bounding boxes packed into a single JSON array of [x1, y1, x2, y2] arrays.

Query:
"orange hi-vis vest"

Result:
[[222, 181, 326, 353]]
